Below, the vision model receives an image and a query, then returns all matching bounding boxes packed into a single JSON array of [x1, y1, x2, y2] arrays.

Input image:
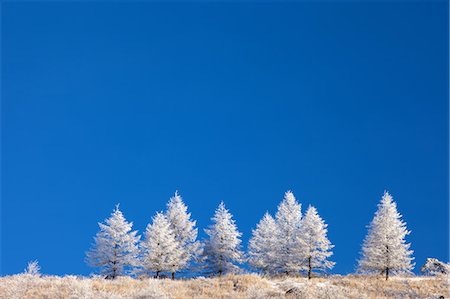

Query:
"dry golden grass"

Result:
[[0, 273, 448, 299]]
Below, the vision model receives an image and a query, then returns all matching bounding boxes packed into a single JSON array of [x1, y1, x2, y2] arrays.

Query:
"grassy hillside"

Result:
[[0, 274, 448, 299]]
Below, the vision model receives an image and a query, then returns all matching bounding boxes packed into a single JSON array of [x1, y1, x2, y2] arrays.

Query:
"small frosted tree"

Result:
[[358, 191, 414, 280], [248, 212, 278, 274], [298, 206, 335, 279], [421, 258, 449, 276], [165, 191, 201, 279], [24, 260, 41, 276], [141, 212, 182, 278], [274, 190, 303, 274], [86, 205, 140, 279], [203, 202, 243, 276]]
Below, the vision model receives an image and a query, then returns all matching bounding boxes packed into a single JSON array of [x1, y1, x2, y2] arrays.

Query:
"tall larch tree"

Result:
[[298, 206, 335, 279], [203, 202, 243, 276], [140, 212, 182, 278], [86, 205, 140, 279], [274, 190, 303, 275], [248, 212, 278, 274], [358, 191, 414, 280], [165, 191, 201, 279]]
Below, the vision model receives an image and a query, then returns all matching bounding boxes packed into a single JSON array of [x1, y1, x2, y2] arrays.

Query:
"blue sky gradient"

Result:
[[2, 1, 448, 275]]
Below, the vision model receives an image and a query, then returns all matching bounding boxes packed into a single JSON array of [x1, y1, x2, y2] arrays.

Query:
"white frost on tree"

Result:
[[274, 190, 303, 275], [248, 212, 278, 274], [165, 191, 201, 279], [24, 260, 41, 276], [86, 205, 140, 279], [203, 202, 243, 276], [140, 212, 182, 278], [421, 258, 449, 276], [358, 191, 414, 280], [298, 206, 335, 279]]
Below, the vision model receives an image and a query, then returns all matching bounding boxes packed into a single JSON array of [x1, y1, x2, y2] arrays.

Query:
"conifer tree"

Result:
[[86, 205, 140, 279], [140, 212, 182, 278], [358, 191, 414, 280], [298, 206, 335, 279], [248, 212, 278, 274], [203, 202, 243, 276], [420, 258, 449, 276], [165, 191, 201, 279], [274, 190, 303, 275]]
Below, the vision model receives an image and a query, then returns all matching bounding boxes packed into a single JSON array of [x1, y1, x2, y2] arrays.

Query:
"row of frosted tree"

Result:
[[86, 190, 414, 280]]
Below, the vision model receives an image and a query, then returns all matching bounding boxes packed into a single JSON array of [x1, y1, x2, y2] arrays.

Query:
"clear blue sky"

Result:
[[1, 1, 448, 276]]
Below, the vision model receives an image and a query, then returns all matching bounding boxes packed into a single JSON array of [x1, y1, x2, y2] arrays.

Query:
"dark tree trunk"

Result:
[[385, 244, 390, 281], [171, 272, 175, 280], [308, 256, 312, 280], [219, 254, 223, 277], [156, 271, 160, 279], [112, 243, 118, 279], [112, 259, 117, 279]]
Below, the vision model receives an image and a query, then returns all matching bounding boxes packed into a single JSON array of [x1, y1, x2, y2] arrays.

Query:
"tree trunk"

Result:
[[112, 243, 118, 279], [171, 272, 175, 280], [385, 244, 390, 281], [308, 256, 312, 280], [156, 271, 160, 279], [219, 254, 223, 277]]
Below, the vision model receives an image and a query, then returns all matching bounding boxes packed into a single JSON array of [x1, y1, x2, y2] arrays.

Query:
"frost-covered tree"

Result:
[[141, 212, 182, 278], [421, 258, 449, 276], [358, 191, 414, 280], [24, 260, 41, 276], [274, 190, 303, 275], [248, 212, 278, 274], [86, 205, 140, 279], [203, 202, 243, 276], [298, 206, 335, 279], [165, 191, 201, 279]]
